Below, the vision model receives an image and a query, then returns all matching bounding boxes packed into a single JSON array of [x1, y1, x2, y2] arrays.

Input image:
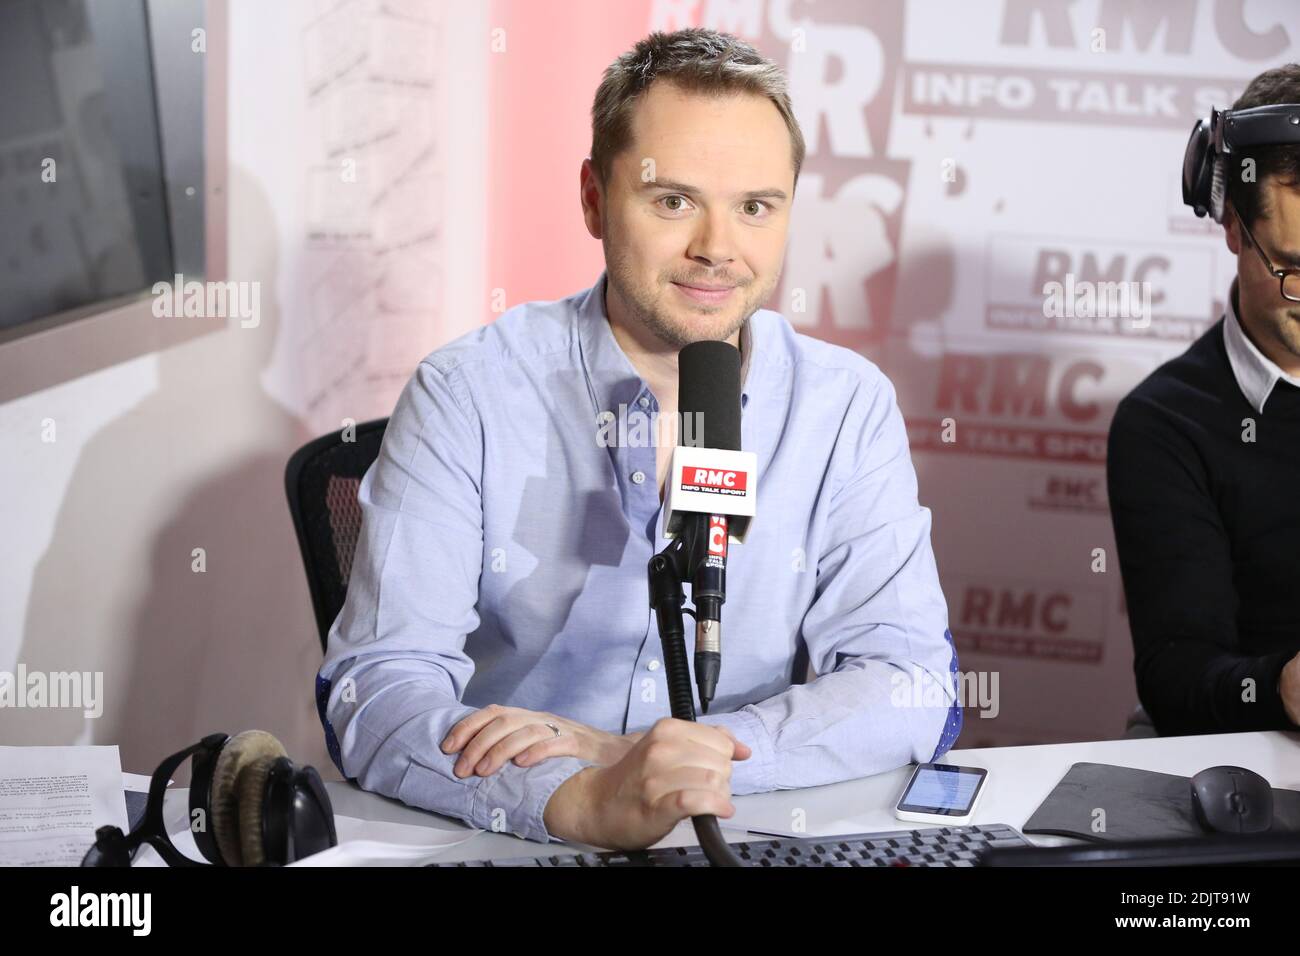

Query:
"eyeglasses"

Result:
[[1235, 211, 1300, 303]]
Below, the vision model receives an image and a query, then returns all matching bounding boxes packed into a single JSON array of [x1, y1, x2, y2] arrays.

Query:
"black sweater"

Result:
[[1108, 317, 1300, 736]]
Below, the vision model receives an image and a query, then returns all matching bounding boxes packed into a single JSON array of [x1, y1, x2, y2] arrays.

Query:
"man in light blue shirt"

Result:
[[316, 27, 960, 849]]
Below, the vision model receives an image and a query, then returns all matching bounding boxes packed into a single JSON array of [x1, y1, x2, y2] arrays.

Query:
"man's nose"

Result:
[[686, 210, 736, 268]]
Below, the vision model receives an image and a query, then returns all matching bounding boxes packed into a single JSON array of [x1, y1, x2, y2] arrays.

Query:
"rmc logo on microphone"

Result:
[[682, 467, 749, 496], [663, 446, 758, 544]]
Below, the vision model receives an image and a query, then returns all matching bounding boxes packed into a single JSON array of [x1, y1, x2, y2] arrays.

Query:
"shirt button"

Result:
[[631, 470, 646, 485], [647, 659, 660, 671], [637, 395, 650, 409]]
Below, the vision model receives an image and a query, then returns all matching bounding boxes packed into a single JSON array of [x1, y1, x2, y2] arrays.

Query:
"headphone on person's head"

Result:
[[1183, 103, 1300, 223], [82, 731, 337, 867]]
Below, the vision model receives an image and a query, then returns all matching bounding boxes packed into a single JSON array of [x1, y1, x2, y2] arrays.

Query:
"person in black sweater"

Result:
[[1108, 65, 1300, 736]]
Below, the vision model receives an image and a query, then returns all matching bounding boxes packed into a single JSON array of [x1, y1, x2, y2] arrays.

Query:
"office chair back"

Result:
[[285, 419, 389, 652]]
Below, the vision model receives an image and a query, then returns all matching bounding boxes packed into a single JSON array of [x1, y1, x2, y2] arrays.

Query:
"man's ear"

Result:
[[579, 158, 604, 240], [1223, 202, 1243, 257]]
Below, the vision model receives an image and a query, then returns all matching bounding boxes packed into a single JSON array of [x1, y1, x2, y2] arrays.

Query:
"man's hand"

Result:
[[440, 704, 642, 777], [542, 718, 751, 850], [1280, 652, 1300, 727]]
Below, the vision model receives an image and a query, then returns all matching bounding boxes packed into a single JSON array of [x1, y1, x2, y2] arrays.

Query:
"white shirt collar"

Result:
[[1221, 283, 1300, 414]]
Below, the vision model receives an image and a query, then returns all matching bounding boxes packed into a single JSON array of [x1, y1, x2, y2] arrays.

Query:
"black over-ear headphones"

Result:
[[82, 731, 338, 867], [1182, 103, 1300, 223]]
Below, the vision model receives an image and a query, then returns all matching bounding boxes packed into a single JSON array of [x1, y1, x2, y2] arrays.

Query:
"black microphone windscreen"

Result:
[[678, 340, 742, 451]]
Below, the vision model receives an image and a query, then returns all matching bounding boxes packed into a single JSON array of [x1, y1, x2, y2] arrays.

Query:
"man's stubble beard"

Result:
[[1270, 308, 1300, 364], [1244, 284, 1300, 367], [603, 234, 775, 350]]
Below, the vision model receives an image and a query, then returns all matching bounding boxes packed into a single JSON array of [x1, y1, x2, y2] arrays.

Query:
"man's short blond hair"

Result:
[[589, 28, 805, 191]]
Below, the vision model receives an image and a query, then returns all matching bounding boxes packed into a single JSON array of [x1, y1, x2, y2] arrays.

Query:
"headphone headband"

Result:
[[1215, 103, 1300, 153], [1183, 102, 1300, 222]]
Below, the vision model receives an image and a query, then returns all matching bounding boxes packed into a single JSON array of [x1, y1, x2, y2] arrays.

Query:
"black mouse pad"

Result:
[[1022, 762, 1300, 842]]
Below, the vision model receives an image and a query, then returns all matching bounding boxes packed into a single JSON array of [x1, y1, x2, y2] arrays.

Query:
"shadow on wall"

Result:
[[11, 167, 334, 782]]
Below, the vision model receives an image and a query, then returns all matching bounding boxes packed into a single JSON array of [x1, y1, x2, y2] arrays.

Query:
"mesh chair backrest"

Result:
[[285, 419, 389, 651]]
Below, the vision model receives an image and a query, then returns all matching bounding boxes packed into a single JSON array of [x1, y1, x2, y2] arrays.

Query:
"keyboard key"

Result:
[[986, 837, 1028, 848]]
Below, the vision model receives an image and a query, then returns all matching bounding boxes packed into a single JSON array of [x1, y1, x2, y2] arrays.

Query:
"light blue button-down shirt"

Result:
[[316, 270, 962, 843]]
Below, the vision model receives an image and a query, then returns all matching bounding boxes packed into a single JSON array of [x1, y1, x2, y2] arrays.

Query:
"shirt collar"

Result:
[[575, 270, 760, 418], [1222, 280, 1300, 414]]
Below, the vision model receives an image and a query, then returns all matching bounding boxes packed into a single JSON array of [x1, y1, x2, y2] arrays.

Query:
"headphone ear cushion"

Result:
[[1209, 153, 1227, 222], [236, 754, 283, 867], [1182, 118, 1211, 215], [209, 730, 288, 866]]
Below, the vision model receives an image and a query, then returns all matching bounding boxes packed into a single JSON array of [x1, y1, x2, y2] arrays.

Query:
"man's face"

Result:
[[581, 80, 794, 350], [1228, 176, 1300, 369]]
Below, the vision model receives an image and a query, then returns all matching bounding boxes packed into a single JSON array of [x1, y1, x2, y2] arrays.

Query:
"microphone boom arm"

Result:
[[648, 521, 744, 868]]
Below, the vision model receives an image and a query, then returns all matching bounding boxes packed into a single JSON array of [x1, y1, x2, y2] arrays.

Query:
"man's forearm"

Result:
[[542, 766, 602, 843], [697, 654, 958, 794], [1138, 642, 1294, 734], [322, 660, 596, 842]]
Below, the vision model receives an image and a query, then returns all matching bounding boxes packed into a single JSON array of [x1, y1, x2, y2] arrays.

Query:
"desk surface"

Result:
[[307, 729, 1300, 863]]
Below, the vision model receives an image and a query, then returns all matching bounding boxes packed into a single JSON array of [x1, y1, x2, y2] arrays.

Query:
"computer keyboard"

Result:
[[426, 823, 1030, 867]]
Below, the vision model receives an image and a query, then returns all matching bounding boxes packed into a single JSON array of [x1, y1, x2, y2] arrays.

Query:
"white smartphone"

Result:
[[894, 763, 988, 826]]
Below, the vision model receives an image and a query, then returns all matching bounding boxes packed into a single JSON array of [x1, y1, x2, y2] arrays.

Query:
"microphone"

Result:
[[666, 340, 756, 714]]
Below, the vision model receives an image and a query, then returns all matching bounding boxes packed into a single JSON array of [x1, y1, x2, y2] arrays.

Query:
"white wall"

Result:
[[0, 0, 487, 780]]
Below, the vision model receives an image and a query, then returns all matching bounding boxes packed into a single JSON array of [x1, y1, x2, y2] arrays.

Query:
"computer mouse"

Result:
[[1190, 766, 1273, 834]]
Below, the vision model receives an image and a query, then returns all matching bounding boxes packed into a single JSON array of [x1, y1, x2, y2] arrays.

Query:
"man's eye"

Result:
[[743, 200, 770, 218], [660, 195, 690, 212]]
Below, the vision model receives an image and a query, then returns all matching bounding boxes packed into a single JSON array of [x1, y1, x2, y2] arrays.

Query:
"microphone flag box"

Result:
[[663, 445, 757, 543]]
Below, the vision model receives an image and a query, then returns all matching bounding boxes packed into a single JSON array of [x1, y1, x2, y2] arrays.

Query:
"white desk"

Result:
[[141, 730, 1300, 865]]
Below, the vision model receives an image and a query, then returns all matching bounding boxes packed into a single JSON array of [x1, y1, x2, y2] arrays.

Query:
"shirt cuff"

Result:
[[469, 755, 591, 844], [695, 707, 775, 795]]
